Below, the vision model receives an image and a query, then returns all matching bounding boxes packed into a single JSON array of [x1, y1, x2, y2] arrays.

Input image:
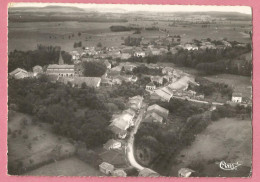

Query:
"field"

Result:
[[8, 111, 76, 174], [8, 18, 251, 53], [169, 118, 252, 177], [24, 156, 104, 176], [203, 73, 252, 99]]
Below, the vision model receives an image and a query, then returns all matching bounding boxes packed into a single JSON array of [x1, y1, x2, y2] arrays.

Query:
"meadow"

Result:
[[8, 111, 76, 174], [24, 156, 104, 176], [170, 118, 252, 177]]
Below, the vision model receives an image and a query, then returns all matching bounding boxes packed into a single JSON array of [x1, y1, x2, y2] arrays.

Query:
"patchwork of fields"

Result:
[[8, 19, 251, 52]]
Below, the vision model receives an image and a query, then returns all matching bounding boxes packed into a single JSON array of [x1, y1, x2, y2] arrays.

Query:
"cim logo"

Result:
[[219, 161, 242, 170]]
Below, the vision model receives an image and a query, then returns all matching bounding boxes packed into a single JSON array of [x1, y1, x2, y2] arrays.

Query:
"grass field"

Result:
[[8, 19, 251, 53], [170, 118, 252, 177], [8, 112, 76, 173], [203, 73, 252, 99], [24, 156, 104, 176]]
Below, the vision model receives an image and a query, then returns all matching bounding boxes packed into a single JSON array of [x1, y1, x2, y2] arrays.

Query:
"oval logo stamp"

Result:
[[219, 161, 242, 170]]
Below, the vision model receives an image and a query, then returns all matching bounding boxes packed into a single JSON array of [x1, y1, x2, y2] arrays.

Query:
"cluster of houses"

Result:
[[145, 66, 202, 103], [177, 38, 233, 51], [108, 95, 143, 139], [99, 95, 168, 177]]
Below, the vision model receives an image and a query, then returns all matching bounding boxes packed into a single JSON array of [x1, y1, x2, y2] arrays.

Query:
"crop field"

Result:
[[8, 112, 76, 173], [170, 118, 252, 177], [24, 156, 104, 176], [8, 19, 251, 53]]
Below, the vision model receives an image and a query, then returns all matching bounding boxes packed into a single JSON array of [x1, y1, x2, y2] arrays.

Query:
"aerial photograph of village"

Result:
[[7, 3, 252, 177]]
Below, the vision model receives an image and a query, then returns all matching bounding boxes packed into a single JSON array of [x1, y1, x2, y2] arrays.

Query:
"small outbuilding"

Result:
[[232, 92, 242, 103], [112, 169, 127, 177], [99, 162, 114, 175], [178, 168, 195, 177]]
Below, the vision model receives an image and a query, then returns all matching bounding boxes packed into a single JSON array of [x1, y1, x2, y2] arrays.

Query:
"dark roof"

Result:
[[147, 82, 156, 87]]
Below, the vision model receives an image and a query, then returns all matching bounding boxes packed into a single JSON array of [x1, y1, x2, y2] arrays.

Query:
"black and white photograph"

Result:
[[7, 3, 252, 177]]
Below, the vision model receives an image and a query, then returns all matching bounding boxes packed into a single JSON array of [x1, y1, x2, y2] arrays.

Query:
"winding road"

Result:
[[126, 106, 146, 170]]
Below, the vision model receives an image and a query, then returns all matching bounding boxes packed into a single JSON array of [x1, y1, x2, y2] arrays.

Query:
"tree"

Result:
[[82, 61, 107, 77]]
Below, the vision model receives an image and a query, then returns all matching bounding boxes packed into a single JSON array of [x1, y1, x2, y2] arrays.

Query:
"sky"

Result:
[[9, 3, 252, 14]]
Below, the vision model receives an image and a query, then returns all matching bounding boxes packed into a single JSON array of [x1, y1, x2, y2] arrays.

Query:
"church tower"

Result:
[[58, 51, 64, 65]]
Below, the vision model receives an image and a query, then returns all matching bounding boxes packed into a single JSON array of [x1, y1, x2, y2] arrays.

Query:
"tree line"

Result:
[[8, 45, 72, 72]]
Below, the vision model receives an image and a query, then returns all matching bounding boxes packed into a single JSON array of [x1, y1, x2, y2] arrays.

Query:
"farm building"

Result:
[[9, 68, 29, 79], [232, 93, 242, 103], [168, 76, 195, 91], [109, 112, 135, 130], [153, 89, 173, 102], [103, 139, 121, 150], [99, 162, 114, 175], [147, 104, 169, 119]]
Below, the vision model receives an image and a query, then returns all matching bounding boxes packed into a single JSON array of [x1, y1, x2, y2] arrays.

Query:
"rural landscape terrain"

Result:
[[8, 4, 252, 177]]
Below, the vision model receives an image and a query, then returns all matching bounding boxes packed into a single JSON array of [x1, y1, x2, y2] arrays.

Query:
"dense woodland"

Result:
[[8, 77, 113, 148], [8, 45, 72, 72]]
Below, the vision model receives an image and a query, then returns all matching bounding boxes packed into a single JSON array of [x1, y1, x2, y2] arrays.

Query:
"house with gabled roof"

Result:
[[147, 104, 169, 119], [103, 139, 121, 150], [112, 169, 127, 177], [144, 112, 164, 123], [146, 82, 156, 91], [138, 168, 160, 177], [232, 92, 242, 103], [9, 68, 29, 79], [153, 89, 172, 102], [99, 162, 114, 175]]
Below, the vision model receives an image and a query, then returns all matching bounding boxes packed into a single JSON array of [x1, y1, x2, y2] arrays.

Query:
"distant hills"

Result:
[[9, 5, 251, 22]]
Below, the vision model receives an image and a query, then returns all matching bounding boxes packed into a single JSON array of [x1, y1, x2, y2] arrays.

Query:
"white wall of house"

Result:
[[232, 96, 242, 103]]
